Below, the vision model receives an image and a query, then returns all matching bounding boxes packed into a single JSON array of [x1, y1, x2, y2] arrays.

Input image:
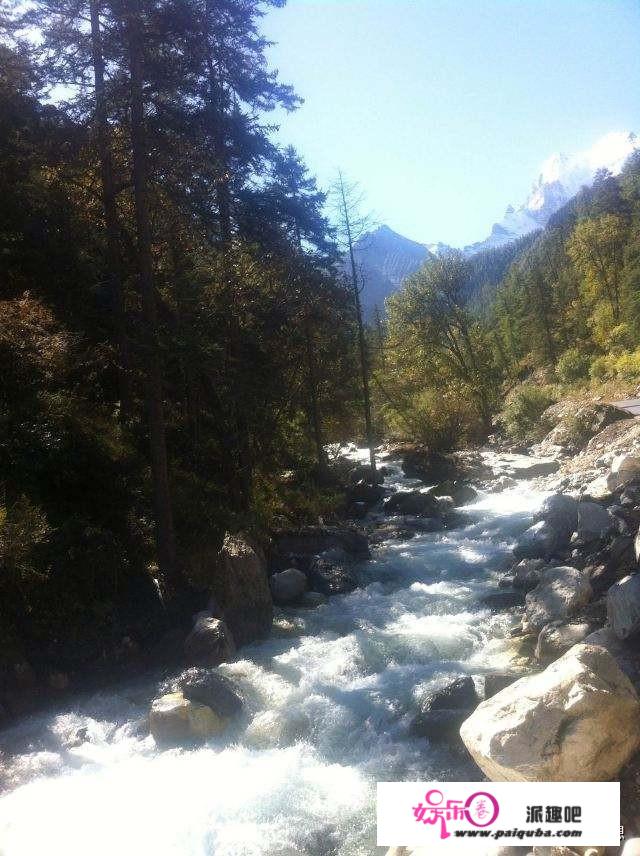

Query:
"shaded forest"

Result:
[[0, 0, 363, 674]]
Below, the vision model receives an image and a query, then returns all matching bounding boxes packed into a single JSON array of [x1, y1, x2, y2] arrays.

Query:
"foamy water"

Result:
[[0, 453, 545, 856]]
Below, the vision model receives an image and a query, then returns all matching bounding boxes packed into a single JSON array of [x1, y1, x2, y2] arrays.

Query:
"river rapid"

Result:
[[0, 451, 546, 856]]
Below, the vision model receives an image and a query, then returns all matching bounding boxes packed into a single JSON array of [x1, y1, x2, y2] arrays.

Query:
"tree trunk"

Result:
[[303, 315, 327, 473], [348, 242, 376, 475], [125, 1, 179, 594], [89, 0, 134, 419]]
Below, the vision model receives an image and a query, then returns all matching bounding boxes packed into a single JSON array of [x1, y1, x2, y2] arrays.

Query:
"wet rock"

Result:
[[484, 673, 517, 699], [299, 591, 327, 608], [511, 559, 545, 592], [383, 490, 440, 517], [401, 448, 458, 483], [346, 480, 385, 507], [428, 480, 477, 506], [535, 621, 591, 662], [309, 558, 358, 596], [347, 464, 384, 485], [460, 643, 640, 781], [184, 615, 236, 667], [523, 566, 592, 634], [410, 708, 472, 741], [513, 521, 567, 561], [273, 526, 369, 561], [179, 669, 243, 717], [149, 691, 228, 747], [269, 568, 307, 604], [410, 676, 479, 741], [482, 590, 525, 610], [607, 574, 640, 640], [423, 675, 479, 711], [576, 502, 613, 542], [208, 532, 273, 647], [534, 494, 579, 535]]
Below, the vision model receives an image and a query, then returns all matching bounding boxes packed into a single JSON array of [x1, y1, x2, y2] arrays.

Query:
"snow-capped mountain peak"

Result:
[[465, 130, 638, 254]]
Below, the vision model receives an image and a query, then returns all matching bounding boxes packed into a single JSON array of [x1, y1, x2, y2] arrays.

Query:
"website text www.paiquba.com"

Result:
[[454, 828, 582, 840]]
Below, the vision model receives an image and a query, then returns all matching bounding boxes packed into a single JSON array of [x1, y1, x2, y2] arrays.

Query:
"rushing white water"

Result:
[[0, 454, 545, 856]]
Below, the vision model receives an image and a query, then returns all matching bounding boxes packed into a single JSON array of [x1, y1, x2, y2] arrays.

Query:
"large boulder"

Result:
[[512, 559, 545, 592], [149, 691, 229, 747], [607, 574, 640, 640], [309, 558, 358, 596], [523, 566, 592, 634], [607, 454, 640, 492], [428, 480, 477, 506], [460, 643, 640, 781], [269, 568, 307, 604], [513, 521, 566, 561], [576, 502, 613, 542], [184, 615, 235, 666], [401, 448, 458, 483], [534, 494, 579, 535], [422, 675, 478, 710], [208, 533, 273, 646], [178, 669, 243, 717], [383, 490, 439, 517], [410, 676, 479, 742]]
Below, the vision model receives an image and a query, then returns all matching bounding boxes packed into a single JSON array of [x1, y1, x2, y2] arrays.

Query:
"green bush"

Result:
[[500, 384, 557, 443], [556, 348, 591, 384]]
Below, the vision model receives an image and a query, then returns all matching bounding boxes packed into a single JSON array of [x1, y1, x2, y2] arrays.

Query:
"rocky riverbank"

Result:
[[3, 398, 640, 855]]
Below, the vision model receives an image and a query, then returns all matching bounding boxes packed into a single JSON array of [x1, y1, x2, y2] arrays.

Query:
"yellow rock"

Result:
[[149, 691, 228, 747]]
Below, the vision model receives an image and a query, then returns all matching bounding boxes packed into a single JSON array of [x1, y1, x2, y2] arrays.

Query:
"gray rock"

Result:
[[576, 502, 613, 542], [607, 454, 640, 492], [208, 532, 273, 647], [410, 707, 472, 741], [607, 574, 640, 640], [428, 480, 478, 506], [310, 558, 358, 596], [534, 494, 579, 534], [273, 526, 369, 561], [512, 559, 545, 592], [383, 490, 440, 517], [514, 521, 566, 561], [184, 615, 235, 667], [269, 567, 307, 604], [636, 524, 640, 563], [523, 566, 592, 634], [535, 621, 591, 662], [179, 669, 243, 717], [460, 643, 640, 782], [484, 673, 517, 699], [422, 675, 479, 711], [299, 590, 327, 608]]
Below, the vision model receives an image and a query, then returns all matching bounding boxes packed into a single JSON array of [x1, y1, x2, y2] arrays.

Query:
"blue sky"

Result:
[[262, 0, 640, 247]]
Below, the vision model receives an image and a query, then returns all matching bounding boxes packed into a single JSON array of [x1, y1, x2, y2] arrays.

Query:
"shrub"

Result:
[[499, 384, 557, 443], [556, 348, 590, 384]]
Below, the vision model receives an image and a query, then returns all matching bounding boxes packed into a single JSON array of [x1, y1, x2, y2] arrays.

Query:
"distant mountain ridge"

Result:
[[352, 225, 432, 319], [464, 130, 638, 253], [352, 131, 638, 317]]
